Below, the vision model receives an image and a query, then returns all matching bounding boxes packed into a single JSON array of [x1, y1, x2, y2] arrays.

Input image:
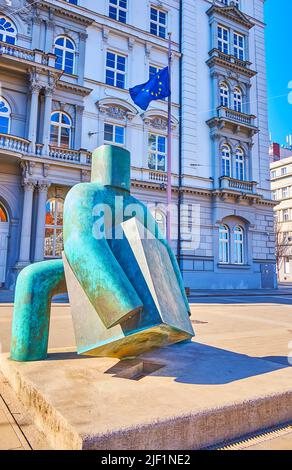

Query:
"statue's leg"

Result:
[[10, 260, 67, 362]]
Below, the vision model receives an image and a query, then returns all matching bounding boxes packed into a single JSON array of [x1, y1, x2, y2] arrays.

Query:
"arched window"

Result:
[[235, 147, 245, 181], [50, 112, 72, 148], [234, 225, 244, 264], [44, 198, 64, 258], [0, 202, 8, 222], [219, 82, 229, 108], [0, 16, 16, 44], [219, 225, 230, 264], [233, 87, 243, 113], [221, 144, 231, 177], [151, 208, 166, 237], [54, 36, 75, 74], [0, 97, 11, 134]]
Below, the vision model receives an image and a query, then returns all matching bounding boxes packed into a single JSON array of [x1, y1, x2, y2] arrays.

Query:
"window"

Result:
[[45, 198, 64, 258], [149, 64, 162, 79], [221, 144, 231, 177], [217, 25, 229, 55], [150, 7, 167, 39], [109, 0, 127, 23], [106, 51, 126, 89], [219, 82, 229, 107], [0, 16, 16, 44], [148, 134, 167, 172], [151, 208, 166, 237], [0, 203, 8, 222], [281, 167, 287, 175], [234, 226, 244, 264], [50, 112, 72, 149], [54, 36, 75, 74], [233, 87, 243, 113], [0, 97, 11, 134], [66, 0, 78, 3], [104, 123, 125, 146], [219, 225, 230, 264], [283, 209, 289, 221], [233, 33, 245, 61], [235, 148, 245, 181], [271, 170, 276, 179], [282, 187, 289, 198], [272, 190, 277, 201]]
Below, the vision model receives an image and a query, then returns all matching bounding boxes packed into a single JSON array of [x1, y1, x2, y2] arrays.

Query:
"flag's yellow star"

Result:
[[159, 82, 162, 85]]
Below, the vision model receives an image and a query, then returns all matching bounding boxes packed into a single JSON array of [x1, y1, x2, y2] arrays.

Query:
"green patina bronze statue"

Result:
[[11, 145, 194, 362]]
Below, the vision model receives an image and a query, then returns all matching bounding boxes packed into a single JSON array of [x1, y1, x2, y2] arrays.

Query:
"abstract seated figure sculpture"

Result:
[[11, 145, 194, 361]]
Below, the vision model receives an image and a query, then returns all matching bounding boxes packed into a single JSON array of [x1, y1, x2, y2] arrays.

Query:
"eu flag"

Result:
[[129, 67, 170, 111]]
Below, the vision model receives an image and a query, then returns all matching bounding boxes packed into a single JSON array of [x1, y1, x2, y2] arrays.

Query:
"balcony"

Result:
[[219, 176, 257, 194], [206, 49, 257, 78], [131, 167, 178, 187], [48, 146, 92, 165], [207, 106, 258, 137], [0, 42, 56, 72], [0, 133, 30, 154]]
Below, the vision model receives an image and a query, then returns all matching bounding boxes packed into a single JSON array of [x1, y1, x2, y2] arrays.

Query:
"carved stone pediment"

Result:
[[98, 104, 136, 122]]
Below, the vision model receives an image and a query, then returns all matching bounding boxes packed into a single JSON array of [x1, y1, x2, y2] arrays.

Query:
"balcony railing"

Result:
[[208, 48, 252, 69], [220, 176, 257, 194], [48, 146, 91, 165], [0, 133, 30, 153], [0, 42, 56, 67], [217, 107, 257, 127]]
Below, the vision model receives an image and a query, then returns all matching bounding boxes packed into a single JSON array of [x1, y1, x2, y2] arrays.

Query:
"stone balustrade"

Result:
[[220, 176, 257, 194], [0, 42, 55, 67], [48, 146, 91, 165], [0, 133, 30, 153], [217, 107, 256, 127]]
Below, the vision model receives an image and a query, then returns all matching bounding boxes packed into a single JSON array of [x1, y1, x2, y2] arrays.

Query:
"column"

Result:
[[34, 183, 50, 262], [78, 33, 88, 85], [45, 20, 55, 53], [18, 181, 35, 265], [28, 82, 41, 154], [75, 105, 85, 149], [43, 86, 54, 155]]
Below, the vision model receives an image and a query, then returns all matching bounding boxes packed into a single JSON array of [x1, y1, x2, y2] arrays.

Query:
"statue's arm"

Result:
[[64, 184, 143, 329]]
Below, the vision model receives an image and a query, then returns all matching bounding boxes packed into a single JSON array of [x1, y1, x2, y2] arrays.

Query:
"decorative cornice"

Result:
[[57, 81, 93, 97], [206, 5, 254, 30], [36, 1, 94, 26]]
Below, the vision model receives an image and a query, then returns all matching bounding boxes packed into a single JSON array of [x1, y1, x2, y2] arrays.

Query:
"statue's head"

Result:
[[91, 145, 131, 192]]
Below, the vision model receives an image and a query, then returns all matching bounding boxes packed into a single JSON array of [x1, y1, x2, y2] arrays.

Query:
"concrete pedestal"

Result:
[[1, 337, 292, 450]]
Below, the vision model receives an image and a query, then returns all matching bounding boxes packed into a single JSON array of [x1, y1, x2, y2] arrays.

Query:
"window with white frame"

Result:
[[221, 144, 231, 177], [220, 82, 229, 107], [272, 190, 277, 201], [284, 257, 291, 274], [150, 7, 167, 39], [217, 25, 229, 55], [234, 225, 244, 265], [151, 208, 166, 237], [235, 147, 245, 181], [219, 225, 230, 264], [54, 36, 76, 74], [104, 123, 125, 146], [271, 170, 276, 179], [109, 0, 127, 23], [0, 16, 16, 44], [233, 87, 243, 112], [282, 187, 289, 198], [148, 133, 167, 172], [45, 198, 64, 258], [50, 111, 72, 148], [281, 167, 287, 175], [283, 209, 289, 222], [0, 97, 11, 134], [233, 32, 245, 61], [149, 64, 162, 79], [106, 51, 126, 89]]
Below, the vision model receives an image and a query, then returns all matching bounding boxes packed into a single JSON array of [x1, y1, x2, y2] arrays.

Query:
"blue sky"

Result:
[[265, 0, 292, 145]]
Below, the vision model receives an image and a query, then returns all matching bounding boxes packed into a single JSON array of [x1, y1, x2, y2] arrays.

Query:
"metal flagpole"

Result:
[[166, 32, 172, 243]]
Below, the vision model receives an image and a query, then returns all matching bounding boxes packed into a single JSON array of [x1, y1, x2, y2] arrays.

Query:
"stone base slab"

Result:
[[1, 339, 292, 450]]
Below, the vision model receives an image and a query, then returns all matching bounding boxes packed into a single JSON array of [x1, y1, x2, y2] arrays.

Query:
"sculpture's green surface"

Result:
[[10, 145, 193, 362]]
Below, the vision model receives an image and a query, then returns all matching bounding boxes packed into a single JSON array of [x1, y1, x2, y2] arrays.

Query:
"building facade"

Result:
[[271, 155, 292, 282], [0, 0, 276, 297]]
